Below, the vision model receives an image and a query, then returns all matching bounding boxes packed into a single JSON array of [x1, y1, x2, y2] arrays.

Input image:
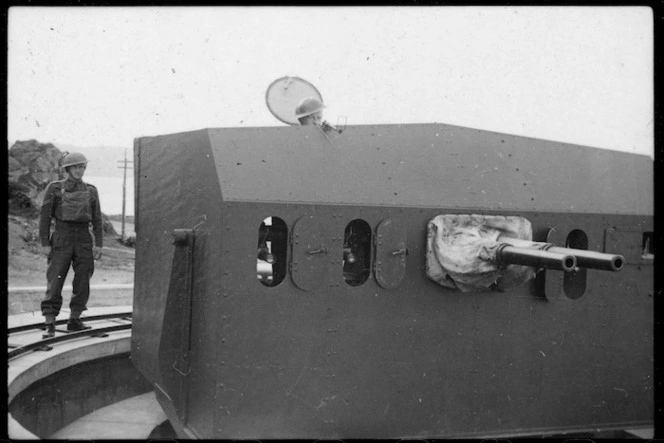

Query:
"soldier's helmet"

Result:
[[295, 96, 325, 118], [61, 152, 88, 168]]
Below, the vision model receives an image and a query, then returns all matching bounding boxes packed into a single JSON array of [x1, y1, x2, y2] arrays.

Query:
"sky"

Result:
[[7, 6, 654, 158]]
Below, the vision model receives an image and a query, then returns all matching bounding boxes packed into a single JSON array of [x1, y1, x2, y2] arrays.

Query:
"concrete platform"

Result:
[[8, 306, 146, 439], [49, 392, 167, 439], [8, 305, 132, 352]]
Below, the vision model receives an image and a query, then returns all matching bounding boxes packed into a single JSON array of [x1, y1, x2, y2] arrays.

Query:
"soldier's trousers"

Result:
[[41, 222, 95, 317]]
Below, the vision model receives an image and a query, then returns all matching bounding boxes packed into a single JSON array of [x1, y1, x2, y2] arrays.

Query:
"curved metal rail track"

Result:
[[8, 312, 133, 360]]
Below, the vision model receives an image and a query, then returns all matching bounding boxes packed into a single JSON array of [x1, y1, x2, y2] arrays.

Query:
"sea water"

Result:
[[85, 175, 135, 216]]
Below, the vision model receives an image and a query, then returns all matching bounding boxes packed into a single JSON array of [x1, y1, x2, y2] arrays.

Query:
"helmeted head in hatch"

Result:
[[295, 96, 325, 126]]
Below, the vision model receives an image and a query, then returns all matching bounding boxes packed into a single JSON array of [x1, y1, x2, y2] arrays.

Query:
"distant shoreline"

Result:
[[107, 214, 135, 222], [86, 175, 135, 217], [109, 220, 135, 237]]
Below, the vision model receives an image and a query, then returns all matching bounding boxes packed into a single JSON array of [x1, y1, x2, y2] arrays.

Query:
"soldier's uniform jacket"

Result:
[[39, 178, 103, 247]]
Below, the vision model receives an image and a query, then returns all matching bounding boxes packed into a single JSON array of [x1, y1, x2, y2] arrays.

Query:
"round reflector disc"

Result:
[[265, 76, 324, 125]]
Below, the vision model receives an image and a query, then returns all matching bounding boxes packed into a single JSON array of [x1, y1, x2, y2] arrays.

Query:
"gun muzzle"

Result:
[[545, 246, 625, 272]]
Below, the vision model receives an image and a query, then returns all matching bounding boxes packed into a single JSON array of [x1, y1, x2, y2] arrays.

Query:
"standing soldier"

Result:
[[39, 152, 103, 338]]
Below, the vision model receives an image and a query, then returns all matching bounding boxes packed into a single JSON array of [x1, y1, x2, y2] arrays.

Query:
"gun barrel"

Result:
[[546, 246, 625, 271], [496, 244, 577, 272]]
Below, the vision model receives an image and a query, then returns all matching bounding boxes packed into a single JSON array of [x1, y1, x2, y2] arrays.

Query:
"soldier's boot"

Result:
[[42, 323, 56, 339], [67, 318, 91, 332]]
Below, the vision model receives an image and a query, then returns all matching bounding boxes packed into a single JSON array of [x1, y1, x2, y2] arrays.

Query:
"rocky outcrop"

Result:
[[8, 140, 117, 235], [8, 140, 65, 215]]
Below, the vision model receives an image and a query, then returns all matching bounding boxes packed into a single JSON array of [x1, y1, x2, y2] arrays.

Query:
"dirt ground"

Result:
[[7, 215, 135, 288]]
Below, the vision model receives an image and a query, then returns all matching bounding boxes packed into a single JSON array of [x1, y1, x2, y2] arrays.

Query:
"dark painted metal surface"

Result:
[[291, 215, 330, 291], [131, 124, 653, 439], [212, 202, 652, 438], [205, 124, 652, 215], [157, 228, 195, 423], [375, 217, 407, 289], [132, 129, 222, 437]]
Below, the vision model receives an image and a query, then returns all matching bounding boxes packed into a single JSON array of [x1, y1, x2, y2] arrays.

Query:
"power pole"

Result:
[[117, 149, 133, 238]]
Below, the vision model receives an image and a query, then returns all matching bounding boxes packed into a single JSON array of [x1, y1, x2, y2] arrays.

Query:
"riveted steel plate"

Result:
[[374, 217, 407, 289], [291, 215, 329, 291], [604, 227, 643, 263]]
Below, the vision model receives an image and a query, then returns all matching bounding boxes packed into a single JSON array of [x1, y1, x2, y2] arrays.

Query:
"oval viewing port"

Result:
[[564, 229, 588, 299], [343, 219, 372, 286], [257, 217, 288, 287]]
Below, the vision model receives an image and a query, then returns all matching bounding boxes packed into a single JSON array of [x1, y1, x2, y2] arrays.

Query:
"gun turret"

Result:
[[495, 244, 577, 272], [544, 246, 625, 272]]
